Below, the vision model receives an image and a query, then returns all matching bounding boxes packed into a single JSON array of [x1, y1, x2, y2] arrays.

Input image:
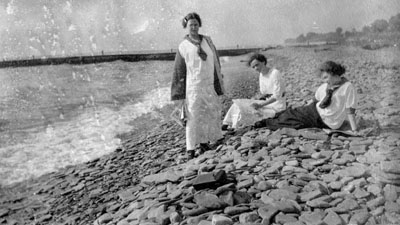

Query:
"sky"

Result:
[[0, 0, 399, 59]]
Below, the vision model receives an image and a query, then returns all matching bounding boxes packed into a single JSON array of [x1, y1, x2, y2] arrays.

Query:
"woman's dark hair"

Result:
[[182, 12, 202, 28], [319, 61, 346, 76], [247, 53, 267, 66]]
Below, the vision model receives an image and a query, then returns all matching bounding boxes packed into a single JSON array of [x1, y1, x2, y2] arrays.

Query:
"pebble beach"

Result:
[[1, 45, 399, 225]]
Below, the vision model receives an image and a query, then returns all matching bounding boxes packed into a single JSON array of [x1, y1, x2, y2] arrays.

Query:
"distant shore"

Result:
[[0, 47, 271, 68]]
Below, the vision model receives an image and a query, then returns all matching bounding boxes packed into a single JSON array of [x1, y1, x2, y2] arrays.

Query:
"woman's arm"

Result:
[[347, 108, 357, 131], [251, 97, 277, 109]]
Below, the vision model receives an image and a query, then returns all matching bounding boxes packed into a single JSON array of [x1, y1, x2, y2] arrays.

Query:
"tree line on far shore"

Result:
[[284, 13, 400, 49]]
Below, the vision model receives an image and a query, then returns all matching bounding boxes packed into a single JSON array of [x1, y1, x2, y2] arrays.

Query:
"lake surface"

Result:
[[0, 60, 174, 186]]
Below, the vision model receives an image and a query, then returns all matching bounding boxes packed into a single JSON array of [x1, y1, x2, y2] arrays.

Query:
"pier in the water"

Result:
[[0, 47, 271, 68]]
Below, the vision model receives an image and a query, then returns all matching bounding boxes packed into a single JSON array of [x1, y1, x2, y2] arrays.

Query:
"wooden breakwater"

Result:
[[0, 47, 266, 68]]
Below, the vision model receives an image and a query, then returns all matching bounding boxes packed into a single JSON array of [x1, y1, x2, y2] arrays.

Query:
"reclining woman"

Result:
[[254, 61, 358, 132], [222, 53, 287, 130]]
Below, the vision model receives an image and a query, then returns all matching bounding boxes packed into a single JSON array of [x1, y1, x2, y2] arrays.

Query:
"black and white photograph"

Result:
[[0, 0, 399, 224]]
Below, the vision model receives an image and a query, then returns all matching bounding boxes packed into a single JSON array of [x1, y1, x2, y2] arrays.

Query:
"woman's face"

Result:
[[250, 59, 265, 73], [187, 19, 200, 36], [321, 71, 339, 85]]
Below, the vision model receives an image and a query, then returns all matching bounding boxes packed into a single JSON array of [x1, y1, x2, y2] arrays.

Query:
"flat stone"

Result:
[[275, 212, 298, 224], [384, 184, 399, 200], [219, 191, 234, 206], [97, 213, 113, 224], [363, 149, 386, 163], [350, 139, 373, 146], [299, 129, 329, 140], [237, 179, 254, 189], [349, 145, 367, 154], [286, 160, 299, 166], [224, 206, 250, 215], [233, 191, 252, 205], [323, 210, 345, 225], [299, 211, 326, 225], [306, 199, 331, 208], [353, 187, 370, 199], [381, 160, 400, 174], [141, 171, 182, 184], [214, 183, 236, 195], [271, 147, 291, 156], [273, 199, 301, 213], [333, 198, 359, 212], [329, 181, 343, 190], [299, 190, 324, 202], [349, 211, 370, 225], [332, 158, 351, 165], [367, 197, 385, 209], [258, 206, 279, 221], [276, 128, 300, 137], [212, 215, 233, 225], [257, 181, 273, 191], [366, 184, 382, 196], [385, 201, 400, 213], [0, 209, 9, 217], [334, 165, 367, 178], [169, 212, 182, 224], [194, 192, 226, 209], [126, 207, 149, 222], [269, 189, 298, 201], [182, 207, 208, 217], [239, 212, 261, 224], [198, 220, 212, 225]]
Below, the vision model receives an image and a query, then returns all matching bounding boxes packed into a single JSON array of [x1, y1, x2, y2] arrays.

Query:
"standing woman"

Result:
[[171, 12, 224, 159]]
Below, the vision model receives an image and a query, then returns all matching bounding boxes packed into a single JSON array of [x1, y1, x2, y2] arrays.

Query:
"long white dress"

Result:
[[223, 68, 286, 129], [178, 39, 223, 150]]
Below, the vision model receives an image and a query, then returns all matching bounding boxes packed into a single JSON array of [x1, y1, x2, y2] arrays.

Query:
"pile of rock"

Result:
[[93, 127, 400, 225]]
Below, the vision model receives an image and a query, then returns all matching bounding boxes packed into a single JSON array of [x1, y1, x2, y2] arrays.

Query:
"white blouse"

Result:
[[315, 82, 357, 129], [259, 68, 286, 112]]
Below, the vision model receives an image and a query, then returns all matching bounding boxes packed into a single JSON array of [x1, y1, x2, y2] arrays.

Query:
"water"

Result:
[[0, 60, 174, 186]]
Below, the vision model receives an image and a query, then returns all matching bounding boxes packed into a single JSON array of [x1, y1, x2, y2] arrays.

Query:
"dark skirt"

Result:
[[255, 102, 329, 130]]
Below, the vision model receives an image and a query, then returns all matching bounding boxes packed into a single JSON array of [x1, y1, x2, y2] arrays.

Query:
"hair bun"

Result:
[[319, 61, 346, 76]]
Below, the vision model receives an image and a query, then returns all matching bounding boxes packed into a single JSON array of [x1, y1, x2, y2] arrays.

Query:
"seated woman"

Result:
[[254, 61, 358, 132], [222, 53, 287, 130]]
